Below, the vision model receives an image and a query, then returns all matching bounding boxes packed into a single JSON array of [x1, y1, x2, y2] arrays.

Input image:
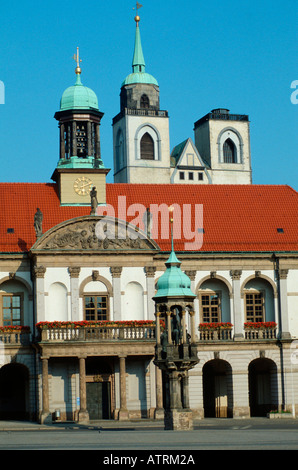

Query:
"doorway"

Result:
[[203, 359, 233, 418], [0, 363, 29, 420], [248, 358, 278, 416], [86, 381, 111, 419], [86, 358, 112, 420]]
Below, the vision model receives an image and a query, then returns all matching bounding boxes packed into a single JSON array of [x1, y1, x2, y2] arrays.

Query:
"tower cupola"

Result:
[[52, 48, 109, 206]]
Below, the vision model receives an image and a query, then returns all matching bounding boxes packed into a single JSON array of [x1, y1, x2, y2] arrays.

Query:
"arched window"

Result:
[[140, 94, 149, 109], [140, 132, 154, 160], [223, 138, 236, 163]]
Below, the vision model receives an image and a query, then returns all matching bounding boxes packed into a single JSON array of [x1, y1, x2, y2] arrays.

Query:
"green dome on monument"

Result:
[[154, 250, 195, 299]]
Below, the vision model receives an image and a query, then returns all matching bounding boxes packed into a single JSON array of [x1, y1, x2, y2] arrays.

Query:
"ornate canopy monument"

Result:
[[153, 208, 199, 430]]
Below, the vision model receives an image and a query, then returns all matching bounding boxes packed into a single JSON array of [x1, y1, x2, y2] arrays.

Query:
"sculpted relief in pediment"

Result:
[[31, 216, 159, 252]]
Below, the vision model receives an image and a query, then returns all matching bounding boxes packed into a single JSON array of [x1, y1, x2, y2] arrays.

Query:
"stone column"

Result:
[[68, 267, 81, 321], [166, 311, 172, 344], [185, 270, 198, 333], [155, 311, 161, 345], [278, 269, 291, 339], [189, 310, 196, 343], [118, 355, 129, 420], [78, 356, 89, 423], [154, 366, 164, 419], [230, 270, 243, 339], [111, 267, 122, 321], [145, 266, 156, 320], [40, 356, 51, 424], [33, 266, 46, 323], [60, 123, 65, 160], [72, 121, 77, 156], [95, 123, 101, 160], [87, 121, 92, 157]]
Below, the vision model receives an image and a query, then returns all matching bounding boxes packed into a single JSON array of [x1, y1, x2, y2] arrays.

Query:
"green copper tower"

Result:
[[54, 48, 105, 170]]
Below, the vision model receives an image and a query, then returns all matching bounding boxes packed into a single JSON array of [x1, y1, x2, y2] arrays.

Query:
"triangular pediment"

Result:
[[31, 216, 160, 253]]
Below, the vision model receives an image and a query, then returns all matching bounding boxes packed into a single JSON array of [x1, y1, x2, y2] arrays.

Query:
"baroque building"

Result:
[[0, 14, 297, 423]]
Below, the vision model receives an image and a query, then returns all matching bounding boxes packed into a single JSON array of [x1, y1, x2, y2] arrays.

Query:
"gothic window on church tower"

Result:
[[223, 138, 236, 163], [140, 132, 154, 160], [140, 94, 150, 109]]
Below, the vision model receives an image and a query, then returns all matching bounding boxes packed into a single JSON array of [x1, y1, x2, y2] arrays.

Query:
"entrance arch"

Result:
[[203, 359, 233, 418], [248, 358, 278, 416], [0, 363, 29, 420]]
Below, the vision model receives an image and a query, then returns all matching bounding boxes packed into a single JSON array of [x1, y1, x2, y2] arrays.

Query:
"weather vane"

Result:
[[133, 2, 143, 22], [73, 47, 82, 74]]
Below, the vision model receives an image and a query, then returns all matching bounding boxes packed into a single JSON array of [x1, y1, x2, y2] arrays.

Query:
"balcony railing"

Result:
[[36, 321, 156, 343], [198, 323, 233, 341], [0, 326, 31, 346], [198, 322, 277, 342], [113, 108, 168, 124], [244, 322, 277, 340]]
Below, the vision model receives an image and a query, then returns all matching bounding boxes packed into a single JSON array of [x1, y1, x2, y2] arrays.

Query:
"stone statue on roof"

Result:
[[34, 208, 43, 238], [90, 186, 98, 215]]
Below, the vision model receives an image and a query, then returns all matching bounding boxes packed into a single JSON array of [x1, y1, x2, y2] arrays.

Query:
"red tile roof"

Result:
[[0, 183, 297, 253]]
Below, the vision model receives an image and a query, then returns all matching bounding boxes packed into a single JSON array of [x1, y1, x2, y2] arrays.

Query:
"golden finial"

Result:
[[133, 2, 142, 24], [73, 47, 82, 74]]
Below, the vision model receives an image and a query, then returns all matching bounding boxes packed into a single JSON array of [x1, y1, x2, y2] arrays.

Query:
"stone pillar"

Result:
[[78, 356, 89, 423], [60, 123, 65, 160], [72, 121, 77, 156], [164, 371, 193, 431], [154, 366, 164, 419], [40, 356, 52, 424], [111, 267, 122, 321], [189, 310, 196, 343], [34, 266, 46, 323], [278, 269, 291, 339], [166, 311, 172, 344], [87, 121, 92, 157], [145, 266, 156, 320], [95, 123, 101, 160], [118, 355, 129, 420], [155, 312, 161, 345], [68, 267, 81, 321], [230, 270, 243, 339]]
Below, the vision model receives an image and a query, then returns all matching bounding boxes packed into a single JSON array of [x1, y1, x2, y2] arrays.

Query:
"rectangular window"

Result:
[[188, 172, 194, 180], [245, 292, 264, 322], [179, 171, 185, 180], [198, 172, 203, 181], [84, 295, 109, 321], [1, 294, 22, 326], [201, 293, 221, 323]]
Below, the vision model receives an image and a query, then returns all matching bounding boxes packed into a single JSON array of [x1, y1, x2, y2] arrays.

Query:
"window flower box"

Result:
[[0, 325, 30, 333]]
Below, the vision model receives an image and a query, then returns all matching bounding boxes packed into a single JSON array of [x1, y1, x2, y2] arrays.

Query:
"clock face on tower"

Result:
[[73, 176, 93, 196]]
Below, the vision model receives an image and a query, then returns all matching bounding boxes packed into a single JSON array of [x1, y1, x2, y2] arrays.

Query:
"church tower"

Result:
[[52, 48, 109, 205], [194, 108, 252, 184], [112, 14, 171, 184]]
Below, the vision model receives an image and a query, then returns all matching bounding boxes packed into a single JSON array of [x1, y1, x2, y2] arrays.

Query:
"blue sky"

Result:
[[0, 0, 297, 188]]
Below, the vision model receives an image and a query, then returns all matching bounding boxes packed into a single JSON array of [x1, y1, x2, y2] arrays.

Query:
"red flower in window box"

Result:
[[244, 322, 277, 329], [0, 325, 30, 333], [198, 322, 233, 330]]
